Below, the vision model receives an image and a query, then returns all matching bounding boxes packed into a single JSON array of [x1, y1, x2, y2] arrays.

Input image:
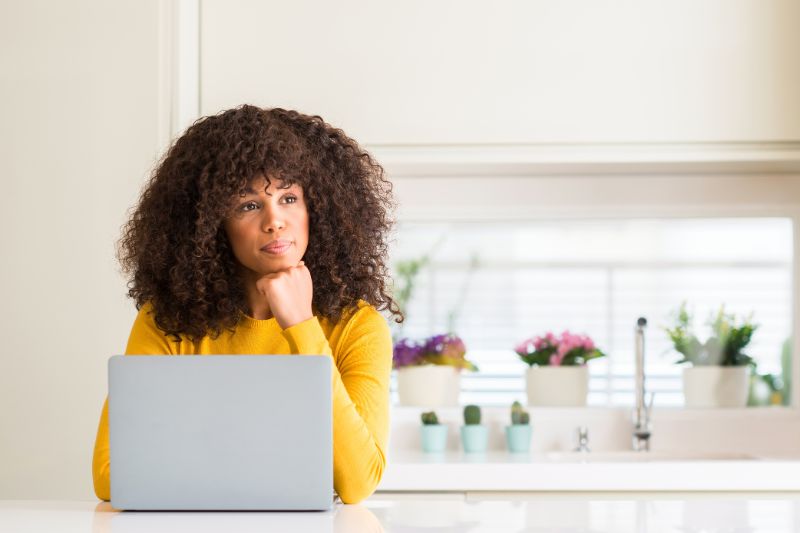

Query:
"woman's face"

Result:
[[223, 176, 309, 276]]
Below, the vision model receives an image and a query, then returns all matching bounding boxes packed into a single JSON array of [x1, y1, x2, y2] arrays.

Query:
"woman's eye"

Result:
[[236, 195, 296, 213]]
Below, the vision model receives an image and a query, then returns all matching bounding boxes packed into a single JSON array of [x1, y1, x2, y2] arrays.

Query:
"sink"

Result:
[[543, 451, 758, 462]]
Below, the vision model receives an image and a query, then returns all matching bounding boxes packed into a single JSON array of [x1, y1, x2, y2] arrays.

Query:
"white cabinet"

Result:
[[200, 0, 800, 146]]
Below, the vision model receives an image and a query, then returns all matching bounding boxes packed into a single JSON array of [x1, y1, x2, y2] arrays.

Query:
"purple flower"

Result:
[[423, 334, 466, 359], [395, 333, 478, 371], [393, 338, 424, 368]]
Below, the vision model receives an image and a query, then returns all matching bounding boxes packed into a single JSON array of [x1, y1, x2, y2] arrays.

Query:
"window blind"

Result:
[[389, 218, 792, 407]]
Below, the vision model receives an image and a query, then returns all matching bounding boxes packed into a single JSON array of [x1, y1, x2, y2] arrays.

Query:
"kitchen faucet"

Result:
[[633, 317, 654, 451], [574, 426, 590, 453]]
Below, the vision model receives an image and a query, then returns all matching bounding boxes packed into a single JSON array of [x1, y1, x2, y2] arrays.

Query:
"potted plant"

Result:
[[394, 334, 478, 407], [461, 405, 489, 453], [420, 411, 448, 453], [514, 330, 605, 406], [505, 401, 532, 453], [665, 303, 757, 408], [460, 404, 488, 453], [391, 249, 481, 407]]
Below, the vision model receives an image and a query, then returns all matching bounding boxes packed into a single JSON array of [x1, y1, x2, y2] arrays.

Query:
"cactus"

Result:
[[420, 411, 439, 425], [463, 404, 481, 425], [510, 400, 530, 425]]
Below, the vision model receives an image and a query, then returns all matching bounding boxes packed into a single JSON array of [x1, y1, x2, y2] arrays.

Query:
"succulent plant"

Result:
[[510, 401, 530, 425], [463, 404, 481, 425], [420, 411, 439, 425]]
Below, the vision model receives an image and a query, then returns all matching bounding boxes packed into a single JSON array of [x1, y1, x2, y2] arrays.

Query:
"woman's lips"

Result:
[[261, 240, 292, 255]]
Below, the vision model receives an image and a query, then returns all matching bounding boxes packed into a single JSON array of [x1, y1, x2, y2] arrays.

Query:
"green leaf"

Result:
[[665, 303, 758, 367], [424, 354, 479, 372], [517, 346, 556, 367]]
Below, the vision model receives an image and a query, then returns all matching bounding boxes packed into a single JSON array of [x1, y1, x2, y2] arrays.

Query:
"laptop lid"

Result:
[[108, 355, 332, 511]]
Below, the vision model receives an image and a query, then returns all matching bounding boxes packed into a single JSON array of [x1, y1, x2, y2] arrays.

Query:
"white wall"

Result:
[[0, 0, 163, 499]]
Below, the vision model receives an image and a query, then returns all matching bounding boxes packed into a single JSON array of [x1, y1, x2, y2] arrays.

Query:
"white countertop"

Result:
[[380, 451, 800, 491], [4, 495, 800, 532]]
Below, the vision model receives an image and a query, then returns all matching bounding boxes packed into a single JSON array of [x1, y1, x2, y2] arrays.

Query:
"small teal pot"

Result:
[[420, 424, 448, 453], [505, 424, 532, 453], [460, 425, 489, 453]]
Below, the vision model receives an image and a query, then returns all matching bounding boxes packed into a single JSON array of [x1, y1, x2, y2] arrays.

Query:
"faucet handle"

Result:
[[574, 425, 590, 452], [644, 391, 655, 423]]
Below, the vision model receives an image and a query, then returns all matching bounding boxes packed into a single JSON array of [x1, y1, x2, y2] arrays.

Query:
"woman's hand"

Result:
[[255, 261, 314, 330]]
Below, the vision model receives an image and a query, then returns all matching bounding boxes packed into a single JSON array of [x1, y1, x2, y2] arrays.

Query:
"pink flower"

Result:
[[516, 329, 604, 367], [534, 332, 557, 351], [515, 338, 535, 355]]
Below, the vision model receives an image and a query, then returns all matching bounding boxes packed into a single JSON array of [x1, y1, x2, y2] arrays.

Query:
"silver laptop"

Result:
[[108, 355, 333, 511]]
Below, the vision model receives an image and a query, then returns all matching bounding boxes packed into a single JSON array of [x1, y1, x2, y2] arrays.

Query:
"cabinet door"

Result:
[[200, 1, 800, 145]]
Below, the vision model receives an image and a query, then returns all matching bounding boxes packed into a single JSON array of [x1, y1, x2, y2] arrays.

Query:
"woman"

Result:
[[92, 105, 401, 505]]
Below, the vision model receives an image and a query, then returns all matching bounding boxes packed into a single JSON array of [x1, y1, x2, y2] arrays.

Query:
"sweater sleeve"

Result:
[[281, 306, 392, 504], [91, 303, 176, 501]]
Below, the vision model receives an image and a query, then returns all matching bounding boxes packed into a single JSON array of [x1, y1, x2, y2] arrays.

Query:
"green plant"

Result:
[[390, 240, 481, 340], [463, 404, 481, 425], [782, 337, 792, 406], [510, 401, 530, 425], [748, 338, 793, 406], [393, 257, 430, 315], [391, 255, 431, 339], [664, 302, 758, 367], [420, 411, 440, 425]]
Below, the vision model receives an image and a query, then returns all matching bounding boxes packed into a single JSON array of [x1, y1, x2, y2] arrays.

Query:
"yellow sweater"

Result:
[[92, 300, 392, 504]]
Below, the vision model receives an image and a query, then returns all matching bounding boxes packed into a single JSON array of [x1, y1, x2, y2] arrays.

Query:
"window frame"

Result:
[[379, 152, 800, 418], [391, 214, 794, 408]]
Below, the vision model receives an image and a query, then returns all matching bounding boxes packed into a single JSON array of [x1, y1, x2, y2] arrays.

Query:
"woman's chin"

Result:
[[257, 255, 297, 272]]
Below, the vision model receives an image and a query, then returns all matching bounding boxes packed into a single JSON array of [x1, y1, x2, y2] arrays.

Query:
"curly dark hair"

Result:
[[117, 105, 402, 343]]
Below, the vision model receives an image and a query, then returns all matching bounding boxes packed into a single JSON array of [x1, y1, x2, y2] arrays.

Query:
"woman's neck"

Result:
[[242, 270, 273, 320], [247, 302, 273, 321]]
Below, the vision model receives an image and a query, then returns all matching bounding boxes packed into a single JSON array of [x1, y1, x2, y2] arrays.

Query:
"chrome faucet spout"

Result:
[[633, 317, 652, 451]]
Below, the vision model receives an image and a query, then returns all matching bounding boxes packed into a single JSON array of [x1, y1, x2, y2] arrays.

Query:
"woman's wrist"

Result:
[[277, 309, 314, 330]]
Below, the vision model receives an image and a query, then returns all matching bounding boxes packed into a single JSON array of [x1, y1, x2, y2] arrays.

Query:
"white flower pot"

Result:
[[396, 365, 460, 407], [682, 366, 750, 408], [525, 366, 588, 407]]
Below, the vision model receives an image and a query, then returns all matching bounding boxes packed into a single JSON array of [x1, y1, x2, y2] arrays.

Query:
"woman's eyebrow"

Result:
[[241, 181, 293, 195]]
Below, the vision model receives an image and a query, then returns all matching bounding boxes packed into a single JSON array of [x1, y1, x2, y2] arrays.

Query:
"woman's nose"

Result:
[[262, 218, 285, 232], [261, 208, 285, 232]]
